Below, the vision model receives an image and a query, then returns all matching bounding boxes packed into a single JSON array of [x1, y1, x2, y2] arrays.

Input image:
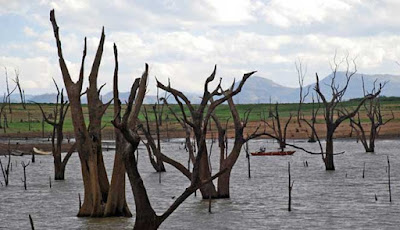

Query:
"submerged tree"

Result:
[[51, 11, 230, 229], [312, 56, 382, 170], [349, 78, 392, 152], [35, 80, 76, 180], [157, 67, 256, 199], [0, 79, 17, 132], [50, 10, 130, 217], [140, 104, 166, 172], [211, 97, 258, 198], [263, 103, 292, 152]]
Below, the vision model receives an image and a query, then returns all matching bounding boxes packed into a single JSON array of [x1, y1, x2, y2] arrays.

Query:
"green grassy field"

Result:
[[1, 97, 399, 136]]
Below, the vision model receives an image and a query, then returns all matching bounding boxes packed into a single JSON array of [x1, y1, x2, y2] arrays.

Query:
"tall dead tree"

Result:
[[157, 67, 255, 198], [349, 78, 392, 152], [35, 80, 76, 180], [313, 56, 382, 170], [212, 96, 259, 198], [51, 10, 130, 217], [112, 64, 229, 229]]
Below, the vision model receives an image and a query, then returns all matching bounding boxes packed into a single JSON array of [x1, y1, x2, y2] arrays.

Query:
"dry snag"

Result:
[[51, 10, 130, 217], [0, 146, 12, 186], [51, 10, 230, 229], [157, 66, 256, 199], [305, 54, 382, 170], [349, 77, 392, 152], [35, 80, 76, 180]]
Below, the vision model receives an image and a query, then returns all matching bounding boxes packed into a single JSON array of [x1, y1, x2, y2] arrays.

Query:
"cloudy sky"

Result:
[[1, 0, 400, 95]]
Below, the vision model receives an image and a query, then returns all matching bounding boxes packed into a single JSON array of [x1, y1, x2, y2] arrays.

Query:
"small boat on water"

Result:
[[32, 147, 52, 155], [251, 151, 295, 156]]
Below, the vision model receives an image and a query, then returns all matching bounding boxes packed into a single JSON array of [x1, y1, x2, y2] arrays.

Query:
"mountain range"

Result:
[[9, 72, 400, 104]]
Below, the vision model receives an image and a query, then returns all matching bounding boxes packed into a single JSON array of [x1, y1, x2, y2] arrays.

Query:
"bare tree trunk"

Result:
[[198, 140, 218, 199], [51, 10, 124, 217], [104, 46, 132, 217], [368, 126, 376, 152], [217, 168, 231, 198], [104, 143, 132, 217], [325, 138, 335, 170]]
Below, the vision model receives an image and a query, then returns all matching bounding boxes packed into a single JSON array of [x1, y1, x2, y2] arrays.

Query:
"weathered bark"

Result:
[[50, 10, 128, 217], [213, 98, 247, 198], [104, 44, 133, 217], [54, 143, 76, 180], [157, 66, 255, 199], [325, 138, 335, 170]]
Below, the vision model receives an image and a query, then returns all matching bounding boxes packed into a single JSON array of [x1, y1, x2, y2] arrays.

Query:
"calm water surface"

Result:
[[0, 139, 399, 229]]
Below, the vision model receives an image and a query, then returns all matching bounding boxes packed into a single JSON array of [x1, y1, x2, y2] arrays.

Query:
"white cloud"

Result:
[[199, 0, 257, 23], [1, 0, 400, 94], [260, 0, 357, 28]]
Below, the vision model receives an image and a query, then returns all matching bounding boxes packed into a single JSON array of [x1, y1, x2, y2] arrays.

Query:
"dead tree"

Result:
[[21, 160, 30, 190], [112, 64, 228, 230], [211, 96, 257, 198], [157, 66, 255, 199], [313, 56, 382, 170], [51, 10, 130, 217], [295, 60, 320, 143], [4, 67, 13, 122], [13, 69, 26, 109], [35, 80, 76, 180], [161, 98, 196, 168], [0, 145, 12, 186], [349, 78, 393, 152], [306, 94, 320, 142], [295, 60, 310, 127], [140, 105, 166, 172], [263, 103, 292, 152], [0, 77, 17, 131]]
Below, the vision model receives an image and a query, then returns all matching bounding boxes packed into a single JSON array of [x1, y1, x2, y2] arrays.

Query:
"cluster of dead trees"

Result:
[[293, 56, 389, 170], [49, 9, 263, 229], [47, 8, 395, 229], [251, 56, 391, 171], [0, 67, 27, 133]]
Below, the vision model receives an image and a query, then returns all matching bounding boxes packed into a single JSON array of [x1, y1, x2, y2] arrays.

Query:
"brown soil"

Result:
[[0, 120, 398, 155]]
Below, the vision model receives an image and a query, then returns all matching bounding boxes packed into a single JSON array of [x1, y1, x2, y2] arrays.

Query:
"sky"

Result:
[[1, 0, 400, 95]]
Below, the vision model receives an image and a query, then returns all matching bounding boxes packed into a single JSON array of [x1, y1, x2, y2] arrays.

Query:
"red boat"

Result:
[[251, 151, 295, 156]]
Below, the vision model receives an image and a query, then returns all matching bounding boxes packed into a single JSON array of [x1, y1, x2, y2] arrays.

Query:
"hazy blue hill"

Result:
[[11, 72, 400, 104], [233, 76, 298, 103], [315, 72, 400, 100], [233, 72, 400, 103]]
